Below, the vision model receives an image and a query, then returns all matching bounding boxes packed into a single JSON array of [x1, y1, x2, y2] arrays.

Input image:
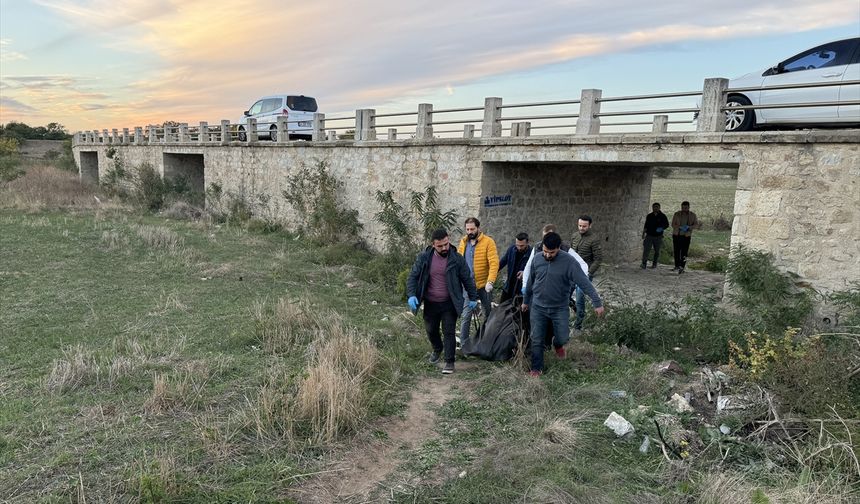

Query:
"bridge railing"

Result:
[[74, 78, 860, 145]]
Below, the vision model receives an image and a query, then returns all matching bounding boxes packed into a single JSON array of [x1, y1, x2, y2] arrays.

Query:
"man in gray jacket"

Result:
[[522, 232, 604, 375]]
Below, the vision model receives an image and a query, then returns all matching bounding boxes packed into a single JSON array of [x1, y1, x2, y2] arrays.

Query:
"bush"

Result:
[[133, 163, 166, 211], [0, 137, 22, 182], [730, 329, 858, 416], [702, 255, 728, 273], [282, 160, 362, 243], [726, 245, 813, 332]]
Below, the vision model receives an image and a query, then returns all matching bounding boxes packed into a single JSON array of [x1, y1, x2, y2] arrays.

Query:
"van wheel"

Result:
[[725, 94, 755, 132], [238, 127, 247, 142], [269, 125, 278, 142]]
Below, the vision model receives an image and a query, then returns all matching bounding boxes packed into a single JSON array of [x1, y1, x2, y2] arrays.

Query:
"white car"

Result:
[[237, 95, 318, 141], [721, 37, 859, 131]]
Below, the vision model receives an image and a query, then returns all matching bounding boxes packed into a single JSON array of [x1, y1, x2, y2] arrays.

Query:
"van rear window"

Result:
[[287, 96, 318, 112]]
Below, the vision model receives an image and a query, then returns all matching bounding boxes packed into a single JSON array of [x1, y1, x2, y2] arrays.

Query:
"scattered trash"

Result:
[[656, 360, 684, 375], [701, 367, 731, 403], [604, 412, 635, 437], [719, 424, 731, 435], [667, 393, 694, 413], [458, 470, 467, 479], [381, 316, 389, 321], [609, 390, 628, 399], [371, 300, 378, 305], [717, 394, 753, 411], [639, 435, 651, 453]]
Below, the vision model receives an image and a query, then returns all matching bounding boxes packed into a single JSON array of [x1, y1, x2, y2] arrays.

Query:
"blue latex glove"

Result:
[[468, 300, 478, 310], [408, 296, 419, 312], [680, 225, 690, 232], [656, 227, 663, 233], [521, 286, 526, 295]]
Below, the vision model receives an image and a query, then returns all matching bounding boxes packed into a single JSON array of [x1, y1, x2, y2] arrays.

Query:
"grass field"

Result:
[[1, 167, 855, 503], [650, 175, 737, 229]]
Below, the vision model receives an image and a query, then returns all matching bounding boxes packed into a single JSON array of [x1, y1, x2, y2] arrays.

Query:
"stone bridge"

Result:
[[73, 129, 859, 296]]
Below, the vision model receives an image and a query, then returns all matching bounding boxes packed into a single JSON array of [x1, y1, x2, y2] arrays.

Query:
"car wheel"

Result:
[[725, 94, 754, 132], [269, 125, 278, 142], [238, 127, 247, 142]]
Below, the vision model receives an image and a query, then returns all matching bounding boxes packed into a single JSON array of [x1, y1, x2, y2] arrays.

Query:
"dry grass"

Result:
[[144, 371, 207, 414], [0, 164, 118, 211], [192, 412, 242, 461], [100, 229, 130, 251], [134, 224, 185, 254], [252, 297, 334, 354], [45, 337, 184, 394], [296, 324, 380, 443], [542, 414, 590, 450], [132, 451, 180, 500], [245, 376, 297, 445], [45, 344, 101, 393], [697, 470, 857, 504]]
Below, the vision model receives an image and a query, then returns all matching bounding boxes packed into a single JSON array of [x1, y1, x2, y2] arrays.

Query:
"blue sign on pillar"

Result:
[[483, 194, 512, 207]]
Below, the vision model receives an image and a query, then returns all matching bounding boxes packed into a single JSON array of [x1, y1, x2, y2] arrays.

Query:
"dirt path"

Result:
[[290, 377, 455, 503], [596, 263, 726, 307]]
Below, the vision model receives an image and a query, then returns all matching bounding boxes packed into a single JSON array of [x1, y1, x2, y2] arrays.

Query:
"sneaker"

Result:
[[554, 346, 566, 359], [428, 351, 441, 364], [671, 266, 679, 272], [651, 263, 658, 269], [528, 370, 542, 377], [678, 267, 685, 274], [442, 362, 455, 374], [640, 263, 647, 269]]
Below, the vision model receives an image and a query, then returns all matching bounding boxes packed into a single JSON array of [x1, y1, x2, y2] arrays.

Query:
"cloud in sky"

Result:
[[2, 0, 858, 130]]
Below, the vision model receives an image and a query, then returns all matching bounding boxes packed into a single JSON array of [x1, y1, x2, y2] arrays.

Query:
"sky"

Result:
[[1, 0, 858, 133]]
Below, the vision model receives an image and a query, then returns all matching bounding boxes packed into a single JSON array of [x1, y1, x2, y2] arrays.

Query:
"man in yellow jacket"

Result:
[[457, 217, 499, 352]]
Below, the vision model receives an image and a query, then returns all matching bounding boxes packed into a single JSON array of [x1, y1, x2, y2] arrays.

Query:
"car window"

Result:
[[782, 39, 859, 72], [286, 96, 318, 112], [248, 100, 264, 115], [262, 98, 282, 113]]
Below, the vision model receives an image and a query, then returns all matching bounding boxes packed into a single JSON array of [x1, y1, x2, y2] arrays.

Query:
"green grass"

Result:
[[1, 203, 855, 502], [650, 175, 737, 228]]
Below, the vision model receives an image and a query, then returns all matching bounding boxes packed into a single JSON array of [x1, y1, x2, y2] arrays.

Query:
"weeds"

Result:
[[134, 224, 185, 255], [0, 164, 105, 210], [282, 160, 362, 242], [296, 325, 381, 443], [251, 297, 325, 354]]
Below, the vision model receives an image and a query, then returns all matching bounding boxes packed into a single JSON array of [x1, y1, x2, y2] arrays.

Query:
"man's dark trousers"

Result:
[[642, 235, 663, 266], [423, 299, 458, 363], [672, 235, 691, 268]]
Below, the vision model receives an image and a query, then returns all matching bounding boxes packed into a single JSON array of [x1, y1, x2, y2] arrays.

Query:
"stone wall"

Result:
[[732, 142, 860, 294], [73, 131, 860, 295], [479, 162, 651, 262]]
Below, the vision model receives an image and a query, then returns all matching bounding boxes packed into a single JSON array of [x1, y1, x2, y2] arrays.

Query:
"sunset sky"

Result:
[[1, 0, 858, 133]]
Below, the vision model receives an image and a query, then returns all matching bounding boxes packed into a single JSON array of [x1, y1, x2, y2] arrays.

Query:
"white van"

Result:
[[237, 95, 319, 141]]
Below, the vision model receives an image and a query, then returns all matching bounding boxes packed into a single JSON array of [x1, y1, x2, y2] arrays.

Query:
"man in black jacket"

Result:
[[406, 229, 478, 374], [498, 232, 531, 303], [642, 202, 670, 269]]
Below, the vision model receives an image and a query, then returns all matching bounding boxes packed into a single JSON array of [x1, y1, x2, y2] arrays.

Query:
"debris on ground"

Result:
[[666, 393, 694, 413], [604, 412, 635, 437]]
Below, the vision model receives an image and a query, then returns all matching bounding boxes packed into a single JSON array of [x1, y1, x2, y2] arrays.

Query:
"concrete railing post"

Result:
[[103, 129, 110, 144], [148, 127, 157, 144], [482, 97, 502, 138], [121, 128, 129, 144], [416, 103, 433, 139], [134, 127, 143, 145], [165, 124, 175, 143], [247, 118, 258, 143], [697, 78, 728, 133], [463, 124, 475, 139], [519, 122, 531, 137], [312, 113, 325, 142], [72, 132, 81, 145], [198, 121, 208, 143], [220, 120, 231, 145], [356, 109, 376, 141], [387, 128, 397, 140], [97, 130, 104, 144], [327, 130, 338, 141], [178, 123, 188, 143], [111, 129, 119, 144], [575, 89, 602, 135], [652, 115, 669, 133], [276, 116, 289, 142]]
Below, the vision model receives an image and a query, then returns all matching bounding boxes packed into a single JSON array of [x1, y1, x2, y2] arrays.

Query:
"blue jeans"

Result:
[[573, 274, 593, 330], [460, 287, 491, 349], [530, 304, 570, 372]]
